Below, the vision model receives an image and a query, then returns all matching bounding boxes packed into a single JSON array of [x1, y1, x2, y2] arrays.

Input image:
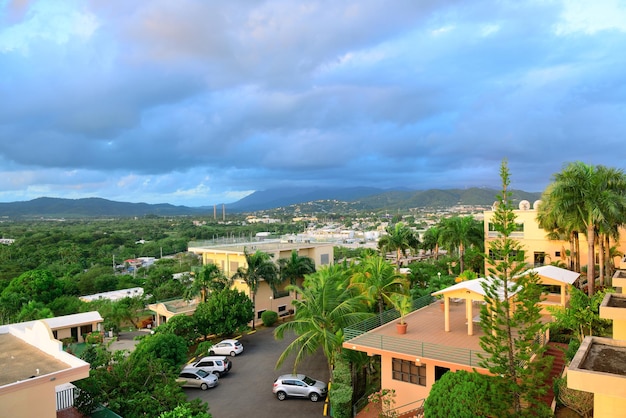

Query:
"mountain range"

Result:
[[0, 187, 543, 218]]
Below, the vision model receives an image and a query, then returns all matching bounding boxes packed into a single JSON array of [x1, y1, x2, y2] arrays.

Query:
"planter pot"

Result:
[[396, 322, 408, 334], [440, 301, 445, 311]]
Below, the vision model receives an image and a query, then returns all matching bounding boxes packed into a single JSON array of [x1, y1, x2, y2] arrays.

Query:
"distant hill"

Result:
[[0, 197, 209, 218], [0, 188, 543, 218]]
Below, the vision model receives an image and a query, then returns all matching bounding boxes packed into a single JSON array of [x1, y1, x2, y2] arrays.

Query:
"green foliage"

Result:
[[155, 314, 199, 344], [84, 331, 103, 344], [16, 300, 54, 322], [479, 160, 552, 416], [424, 370, 514, 418], [158, 404, 211, 418], [0, 269, 63, 320], [566, 338, 582, 363], [377, 222, 420, 267], [438, 216, 484, 273], [555, 375, 594, 418], [193, 288, 253, 336], [350, 255, 405, 314], [330, 357, 353, 418], [548, 287, 613, 342], [75, 348, 209, 418], [132, 333, 188, 369], [261, 310, 278, 327]]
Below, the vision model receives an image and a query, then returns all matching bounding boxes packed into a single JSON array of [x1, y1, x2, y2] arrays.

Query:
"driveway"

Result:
[[184, 326, 330, 418]]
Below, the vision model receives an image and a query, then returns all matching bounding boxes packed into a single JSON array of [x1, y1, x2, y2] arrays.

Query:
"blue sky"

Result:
[[1, 1, 625, 207]]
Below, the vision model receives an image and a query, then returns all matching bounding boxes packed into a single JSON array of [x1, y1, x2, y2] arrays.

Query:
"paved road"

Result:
[[184, 326, 330, 418]]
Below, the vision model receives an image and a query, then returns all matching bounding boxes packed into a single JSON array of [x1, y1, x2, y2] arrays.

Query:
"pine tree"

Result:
[[479, 159, 552, 417]]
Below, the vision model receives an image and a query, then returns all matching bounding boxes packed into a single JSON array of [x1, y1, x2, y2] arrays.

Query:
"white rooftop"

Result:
[[523, 265, 580, 285], [80, 287, 144, 302]]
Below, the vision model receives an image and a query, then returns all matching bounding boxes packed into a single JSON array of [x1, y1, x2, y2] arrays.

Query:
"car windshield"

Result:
[[302, 376, 316, 386], [196, 370, 209, 378]]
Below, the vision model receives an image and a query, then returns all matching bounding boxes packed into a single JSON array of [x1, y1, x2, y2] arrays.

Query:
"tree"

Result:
[[350, 255, 405, 314], [377, 222, 420, 268], [231, 249, 278, 330], [132, 332, 189, 369], [278, 249, 315, 300], [479, 159, 552, 416], [274, 264, 371, 377], [193, 288, 254, 336], [188, 263, 229, 302], [155, 314, 200, 344], [0, 269, 64, 322], [158, 404, 211, 418], [421, 226, 442, 260], [424, 370, 512, 418], [439, 216, 484, 273], [539, 162, 626, 295]]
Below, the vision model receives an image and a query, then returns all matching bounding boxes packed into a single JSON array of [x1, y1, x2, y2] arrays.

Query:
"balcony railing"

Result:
[[344, 295, 435, 340]]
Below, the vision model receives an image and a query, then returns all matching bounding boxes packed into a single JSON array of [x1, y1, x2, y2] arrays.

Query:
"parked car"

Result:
[[185, 356, 232, 377], [177, 369, 219, 390], [208, 339, 244, 357], [272, 374, 328, 402]]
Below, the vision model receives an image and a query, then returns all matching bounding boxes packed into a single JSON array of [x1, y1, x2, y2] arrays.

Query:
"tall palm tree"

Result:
[[541, 162, 626, 295], [536, 195, 582, 272], [231, 249, 278, 330], [187, 263, 228, 302], [439, 216, 484, 273], [377, 222, 420, 268], [278, 250, 315, 301], [350, 255, 406, 314], [274, 264, 371, 377]]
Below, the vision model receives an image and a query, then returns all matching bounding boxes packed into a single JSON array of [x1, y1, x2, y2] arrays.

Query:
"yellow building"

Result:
[[187, 239, 334, 324], [0, 316, 92, 418], [483, 200, 626, 275], [568, 289, 626, 417]]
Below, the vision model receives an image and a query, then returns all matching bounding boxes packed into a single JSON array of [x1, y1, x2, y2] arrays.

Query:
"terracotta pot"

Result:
[[396, 322, 407, 334]]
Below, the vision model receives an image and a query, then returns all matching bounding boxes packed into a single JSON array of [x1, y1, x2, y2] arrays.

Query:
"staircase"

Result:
[[540, 342, 568, 410]]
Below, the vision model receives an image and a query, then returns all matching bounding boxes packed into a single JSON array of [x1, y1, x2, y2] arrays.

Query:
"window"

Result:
[[392, 358, 426, 386], [257, 309, 266, 319], [278, 305, 287, 313], [230, 261, 239, 273], [320, 254, 330, 265], [555, 251, 561, 257]]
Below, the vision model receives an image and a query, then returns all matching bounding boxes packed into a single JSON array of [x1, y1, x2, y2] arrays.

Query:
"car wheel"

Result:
[[201, 383, 208, 391], [230, 351, 236, 357], [309, 392, 320, 402], [209, 350, 215, 355], [276, 391, 287, 401]]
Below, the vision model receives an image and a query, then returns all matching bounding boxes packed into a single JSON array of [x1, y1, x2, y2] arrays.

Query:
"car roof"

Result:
[[194, 355, 228, 361], [218, 339, 239, 343], [277, 373, 306, 380]]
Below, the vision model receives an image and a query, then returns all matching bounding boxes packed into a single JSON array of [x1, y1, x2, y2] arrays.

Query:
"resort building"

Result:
[[483, 200, 626, 274], [344, 265, 578, 416]]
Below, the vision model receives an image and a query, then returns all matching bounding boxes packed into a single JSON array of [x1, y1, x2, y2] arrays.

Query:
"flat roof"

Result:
[[0, 333, 70, 386], [524, 265, 580, 285]]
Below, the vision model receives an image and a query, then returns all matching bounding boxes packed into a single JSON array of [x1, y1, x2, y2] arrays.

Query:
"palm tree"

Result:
[[439, 216, 484, 273], [377, 222, 420, 268], [537, 195, 582, 272], [231, 249, 278, 330], [541, 162, 626, 295], [422, 226, 442, 260], [187, 263, 228, 302], [274, 264, 371, 377], [350, 255, 406, 314], [278, 250, 315, 301]]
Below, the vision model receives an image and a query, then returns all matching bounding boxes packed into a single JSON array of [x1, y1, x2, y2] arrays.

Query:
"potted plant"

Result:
[[391, 293, 412, 334]]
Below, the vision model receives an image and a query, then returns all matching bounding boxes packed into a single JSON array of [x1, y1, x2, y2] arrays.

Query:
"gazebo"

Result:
[[432, 277, 519, 336]]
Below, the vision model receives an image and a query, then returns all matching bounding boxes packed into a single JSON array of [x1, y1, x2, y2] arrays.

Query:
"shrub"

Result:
[[261, 310, 278, 327], [85, 331, 103, 344]]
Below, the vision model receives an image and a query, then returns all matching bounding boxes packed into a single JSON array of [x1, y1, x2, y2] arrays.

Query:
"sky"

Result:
[[1, 0, 626, 207]]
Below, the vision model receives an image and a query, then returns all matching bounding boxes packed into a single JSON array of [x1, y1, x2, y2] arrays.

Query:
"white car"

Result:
[[272, 374, 328, 402], [208, 339, 244, 357], [185, 356, 232, 377]]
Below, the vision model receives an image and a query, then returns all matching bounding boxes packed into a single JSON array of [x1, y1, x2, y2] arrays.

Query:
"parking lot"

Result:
[[184, 326, 330, 418]]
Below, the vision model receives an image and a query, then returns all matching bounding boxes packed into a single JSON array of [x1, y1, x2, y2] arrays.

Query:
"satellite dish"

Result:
[[533, 200, 542, 209], [519, 200, 530, 210]]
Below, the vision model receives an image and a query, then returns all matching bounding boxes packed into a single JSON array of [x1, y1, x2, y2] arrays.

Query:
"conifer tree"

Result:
[[479, 159, 552, 417]]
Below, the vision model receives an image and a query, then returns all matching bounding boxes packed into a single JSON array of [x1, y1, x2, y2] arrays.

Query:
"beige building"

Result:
[[0, 315, 93, 418], [173, 239, 335, 324], [483, 201, 626, 276]]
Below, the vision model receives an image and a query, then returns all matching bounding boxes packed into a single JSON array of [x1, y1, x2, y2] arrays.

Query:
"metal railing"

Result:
[[344, 295, 435, 341], [56, 384, 77, 411]]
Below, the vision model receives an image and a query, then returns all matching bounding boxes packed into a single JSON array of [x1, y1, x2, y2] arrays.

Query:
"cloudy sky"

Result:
[[1, 1, 625, 207]]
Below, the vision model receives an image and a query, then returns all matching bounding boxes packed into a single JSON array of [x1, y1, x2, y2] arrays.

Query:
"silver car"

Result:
[[272, 374, 328, 402], [177, 369, 219, 390]]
